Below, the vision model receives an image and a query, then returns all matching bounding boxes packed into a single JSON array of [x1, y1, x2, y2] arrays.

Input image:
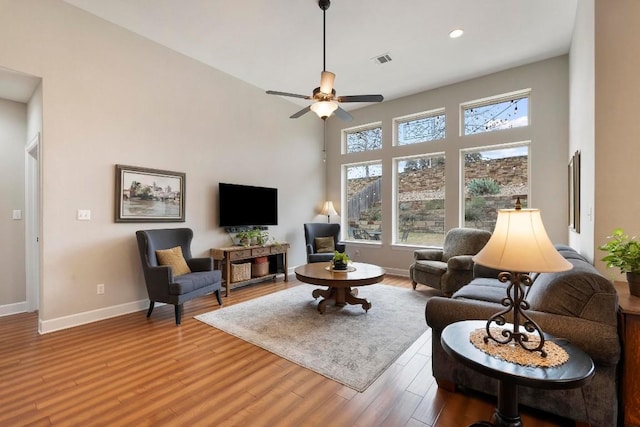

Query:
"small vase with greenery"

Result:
[[599, 228, 640, 296], [331, 250, 350, 270]]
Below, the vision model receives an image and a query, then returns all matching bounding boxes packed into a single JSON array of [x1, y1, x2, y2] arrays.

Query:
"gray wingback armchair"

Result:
[[136, 228, 222, 325], [304, 223, 346, 263], [410, 227, 491, 295]]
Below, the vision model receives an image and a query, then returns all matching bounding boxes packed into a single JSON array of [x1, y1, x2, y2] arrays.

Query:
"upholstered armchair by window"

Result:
[[304, 223, 346, 263], [136, 228, 222, 325], [410, 227, 491, 296]]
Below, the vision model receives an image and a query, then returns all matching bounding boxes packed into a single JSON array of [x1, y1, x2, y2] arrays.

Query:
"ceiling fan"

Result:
[[266, 0, 384, 121]]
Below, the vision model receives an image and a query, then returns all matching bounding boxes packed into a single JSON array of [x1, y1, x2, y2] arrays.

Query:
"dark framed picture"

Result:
[[115, 164, 185, 222], [568, 151, 580, 233]]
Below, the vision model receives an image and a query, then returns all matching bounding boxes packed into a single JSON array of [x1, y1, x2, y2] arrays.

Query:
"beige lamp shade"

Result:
[[473, 208, 572, 273], [320, 201, 338, 216], [310, 100, 338, 119]]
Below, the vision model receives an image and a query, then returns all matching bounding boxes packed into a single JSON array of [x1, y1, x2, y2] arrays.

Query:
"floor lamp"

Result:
[[320, 201, 338, 223]]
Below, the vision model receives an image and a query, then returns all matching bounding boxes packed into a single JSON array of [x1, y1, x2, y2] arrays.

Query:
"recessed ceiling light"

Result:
[[449, 29, 464, 39]]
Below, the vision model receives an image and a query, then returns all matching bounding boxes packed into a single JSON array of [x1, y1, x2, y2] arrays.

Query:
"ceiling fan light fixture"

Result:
[[265, 0, 382, 121], [320, 71, 336, 94], [310, 100, 338, 119]]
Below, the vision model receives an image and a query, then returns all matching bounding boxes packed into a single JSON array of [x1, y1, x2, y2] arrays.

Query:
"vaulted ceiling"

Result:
[[3, 1, 579, 107]]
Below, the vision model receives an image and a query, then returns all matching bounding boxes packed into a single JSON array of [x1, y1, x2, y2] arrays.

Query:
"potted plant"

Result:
[[235, 230, 251, 247], [599, 228, 640, 296], [331, 250, 350, 270]]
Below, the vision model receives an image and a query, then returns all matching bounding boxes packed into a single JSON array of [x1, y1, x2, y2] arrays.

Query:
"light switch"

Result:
[[12, 210, 21, 220], [77, 209, 91, 220]]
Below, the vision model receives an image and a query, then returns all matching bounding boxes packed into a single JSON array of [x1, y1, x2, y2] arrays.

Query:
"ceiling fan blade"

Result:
[[337, 94, 384, 103], [319, 71, 336, 94], [334, 106, 353, 122], [266, 90, 311, 100], [290, 105, 312, 119]]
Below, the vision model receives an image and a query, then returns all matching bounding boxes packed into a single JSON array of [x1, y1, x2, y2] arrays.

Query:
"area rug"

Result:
[[195, 284, 430, 392]]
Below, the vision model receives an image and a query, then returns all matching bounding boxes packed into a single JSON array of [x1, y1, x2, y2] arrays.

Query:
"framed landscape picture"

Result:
[[115, 164, 185, 222]]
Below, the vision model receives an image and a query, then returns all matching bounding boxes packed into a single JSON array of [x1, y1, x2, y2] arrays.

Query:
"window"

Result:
[[345, 162, 382, 242], [394, 109, 445, 146], [462, 143, 529, 231], [395, 154, 446, 245], [462, 92, 529, 136], [344, 123, 382, 153]]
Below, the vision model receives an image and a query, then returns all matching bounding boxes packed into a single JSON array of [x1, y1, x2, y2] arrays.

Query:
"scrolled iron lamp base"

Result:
[[484, 271, 547, 357]]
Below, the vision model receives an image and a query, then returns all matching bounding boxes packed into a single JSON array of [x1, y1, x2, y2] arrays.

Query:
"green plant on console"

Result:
[[599, 228, 640, 274], [235, 228, 272, 247]]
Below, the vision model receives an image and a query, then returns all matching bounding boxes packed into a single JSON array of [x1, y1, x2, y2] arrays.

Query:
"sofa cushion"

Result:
[[169, 270, 222, 295], [156, 246, 191, 276], [413, 260, 447, 276], [453, 278, 511, 303]]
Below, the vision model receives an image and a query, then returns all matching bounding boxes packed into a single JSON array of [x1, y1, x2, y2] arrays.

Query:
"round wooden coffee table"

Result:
[[294, 262, 385, 313]]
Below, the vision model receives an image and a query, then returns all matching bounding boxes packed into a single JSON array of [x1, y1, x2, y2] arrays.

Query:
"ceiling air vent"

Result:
[[372, 53, 392, 65]]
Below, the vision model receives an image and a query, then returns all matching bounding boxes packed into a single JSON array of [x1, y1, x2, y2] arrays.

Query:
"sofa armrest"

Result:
[[187, 257, 213, 272], [335, 242, 346, 253], [426, 297, 620, 365], [447, 255, 474, 270], [414, 248, 443, 261]]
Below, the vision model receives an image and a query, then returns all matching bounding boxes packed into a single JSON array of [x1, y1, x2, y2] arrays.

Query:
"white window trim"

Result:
[[342, 160, 384, 244], [459, 140, 531, 226], [342, 121, 383, 154], [459, 89, 531, 137], [392, 108, 446, 147], [392, 152, 446, 246]]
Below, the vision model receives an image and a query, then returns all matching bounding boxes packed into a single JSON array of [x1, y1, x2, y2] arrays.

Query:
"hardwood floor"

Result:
[[0, 275, 574, 426]]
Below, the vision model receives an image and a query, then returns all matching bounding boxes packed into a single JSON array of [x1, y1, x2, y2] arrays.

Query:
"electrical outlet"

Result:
[[97, 283, 105, 295], [77, 209, 91, 220]]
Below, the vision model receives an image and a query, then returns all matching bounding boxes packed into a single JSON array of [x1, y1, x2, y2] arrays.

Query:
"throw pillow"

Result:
[[156, 246, 191, 276], [315, 236, 335, 253]]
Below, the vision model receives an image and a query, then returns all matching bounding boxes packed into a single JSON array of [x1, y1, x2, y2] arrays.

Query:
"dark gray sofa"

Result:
[[425, 245, 620, 426]]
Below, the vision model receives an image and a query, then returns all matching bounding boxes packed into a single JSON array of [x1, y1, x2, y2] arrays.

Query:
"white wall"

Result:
[[568, 0, 595, 261], [594, 0, 640, 279], [326, 56, 570, 273], [0, 98, 26, 311], [0, 0, 324, 331]]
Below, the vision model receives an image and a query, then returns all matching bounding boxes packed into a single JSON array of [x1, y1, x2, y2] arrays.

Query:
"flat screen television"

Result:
[[218, 182, 278, 227]]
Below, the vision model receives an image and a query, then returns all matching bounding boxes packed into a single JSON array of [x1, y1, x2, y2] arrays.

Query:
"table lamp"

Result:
[[472, 200, 572, 356], [320, 201, 338, 223]]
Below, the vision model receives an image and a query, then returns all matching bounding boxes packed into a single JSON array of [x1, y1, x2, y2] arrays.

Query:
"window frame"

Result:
[[393, 108, 446, 147], [342, 160, 383, 244], [342, 121, 383, 154], [459, 141, 531, 227], [393, 152, 446, 246], [460, 89, 531, 137]]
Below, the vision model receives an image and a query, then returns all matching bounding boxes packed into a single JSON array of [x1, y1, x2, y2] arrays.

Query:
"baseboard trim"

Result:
[[0, 301, 29, 317], [38, 299, 151, 334], [383, 267, 410, 277], [31, 267, 409, 334]]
